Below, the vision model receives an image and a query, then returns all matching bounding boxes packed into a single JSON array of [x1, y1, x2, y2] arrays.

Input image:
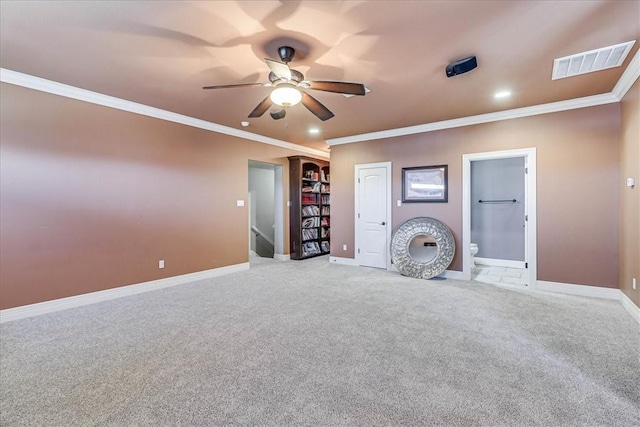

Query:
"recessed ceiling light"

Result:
[[494, 90, 511, 99], [309, 128, 320, 135]]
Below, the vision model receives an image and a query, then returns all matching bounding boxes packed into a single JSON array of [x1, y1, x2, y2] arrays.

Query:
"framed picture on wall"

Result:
[[402, 165, 448, 203]]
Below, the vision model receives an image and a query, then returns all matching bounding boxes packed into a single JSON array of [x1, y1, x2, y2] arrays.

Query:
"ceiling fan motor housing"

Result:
[[278, 46, 295, 64], [203, 44, 365, 121]]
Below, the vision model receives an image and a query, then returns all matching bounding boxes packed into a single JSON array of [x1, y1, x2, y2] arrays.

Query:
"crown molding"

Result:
[[327, 48, 640, 146], [4, 54, 637, 154], [326, 93, 619, 146], [612, 47, 640, 101], [0, 68, 330, 160]]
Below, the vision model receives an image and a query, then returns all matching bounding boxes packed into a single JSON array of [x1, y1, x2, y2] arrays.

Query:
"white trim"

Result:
[[475, 257, 526, 269], [619, 292, 640, 325], [326, 49, 640, 147], [4, 59, 636, 155], [354, 162, 393, 270], [327, 93, 618, 146], [462, 148, 537, 288], [612, 48, 640, 100], [274, 253, 291, 261], [441, 270, 466, 280], [536, 280, 620, 300], [386, 263, 465, 280], [0, 68, 330, 160], [274, 165, 285, 256], [329, 256, 359, 266], [0, 263, 249, 323]]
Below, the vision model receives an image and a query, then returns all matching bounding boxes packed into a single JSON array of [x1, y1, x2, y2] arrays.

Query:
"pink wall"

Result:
[[330, 104, 621, 288], [0, 83, 307, 309], [619, 79, 640, 306]]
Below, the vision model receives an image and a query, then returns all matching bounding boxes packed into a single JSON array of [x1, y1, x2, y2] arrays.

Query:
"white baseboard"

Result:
[[0, 262, 250, 324], [441, 270, 466, 280], [329, 256, 359, 266], [475, 257, 526, 269], [619, 292, 640, 325], [536, 280, 620, 300], [376, 262, 465, 280], [274, 253, 290, 261]]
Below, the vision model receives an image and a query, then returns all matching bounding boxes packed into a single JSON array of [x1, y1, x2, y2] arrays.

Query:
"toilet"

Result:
[[470, 243, 479, 268]]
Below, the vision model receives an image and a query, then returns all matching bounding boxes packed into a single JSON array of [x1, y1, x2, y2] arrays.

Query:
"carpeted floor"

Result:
[[1, 255, 639, 426]]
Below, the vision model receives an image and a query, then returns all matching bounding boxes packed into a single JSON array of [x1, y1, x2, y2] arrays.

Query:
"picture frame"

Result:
[[402, 165, 448, 203]]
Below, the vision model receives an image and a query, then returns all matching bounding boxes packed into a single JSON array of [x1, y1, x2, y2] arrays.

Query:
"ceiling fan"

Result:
[[202, 46, 366, 121]]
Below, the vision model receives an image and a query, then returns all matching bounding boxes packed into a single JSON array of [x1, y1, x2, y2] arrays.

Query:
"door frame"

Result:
[[354, 162, 393, 270], [248, 161, 286, 261], [462, 148, 537, 287]]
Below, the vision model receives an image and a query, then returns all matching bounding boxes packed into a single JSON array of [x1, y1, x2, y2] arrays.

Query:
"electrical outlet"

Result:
[[633, 278, 637, 290], [159, 259, 165, 269], [343, 244, 347, 251], [236, 200, 244, 207], [397, 200, 402, 206]]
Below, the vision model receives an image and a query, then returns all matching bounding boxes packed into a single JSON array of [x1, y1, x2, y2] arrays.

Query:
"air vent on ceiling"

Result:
[[552, 40, 635, 80]]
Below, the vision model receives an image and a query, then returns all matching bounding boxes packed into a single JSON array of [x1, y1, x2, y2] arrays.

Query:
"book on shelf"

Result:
[[321, 206, 330, 215], [321, 217, 330, 227], [302, 205, 320, 216], [321, 195, 330, 205], [302, 241, 321, 256], [321, 228, 330, 238], [302, 182, 320, 192], [302, 228, 319, 240], [302, 217, 320, 228], [320, 241, 330, 252], [321, 184, 330, 193], [302, 193, 318, 204]]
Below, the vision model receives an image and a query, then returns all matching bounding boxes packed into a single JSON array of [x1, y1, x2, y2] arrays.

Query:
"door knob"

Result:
[[381, 221, 386, 225]]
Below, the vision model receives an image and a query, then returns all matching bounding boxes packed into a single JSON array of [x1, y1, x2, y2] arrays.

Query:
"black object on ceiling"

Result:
[[446, 56, 477, 78]]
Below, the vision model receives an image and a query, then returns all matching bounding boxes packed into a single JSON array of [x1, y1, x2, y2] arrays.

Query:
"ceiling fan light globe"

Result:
[[270, 86, 302, 107]]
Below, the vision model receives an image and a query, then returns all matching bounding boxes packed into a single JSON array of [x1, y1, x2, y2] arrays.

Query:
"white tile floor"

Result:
[[471, 264, 528, 286]]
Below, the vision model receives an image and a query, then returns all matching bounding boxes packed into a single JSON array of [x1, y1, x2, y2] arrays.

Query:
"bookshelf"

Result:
[[289, 156, 330, 260]]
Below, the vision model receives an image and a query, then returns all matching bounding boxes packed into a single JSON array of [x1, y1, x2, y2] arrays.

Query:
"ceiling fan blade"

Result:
[[307, 81, 366, 95], [248, 96, 273, 118], [202, 83, 267, 90], [301, 92, 335, 121], [265, 58, 292, 81], [270, 109, 286, 120]]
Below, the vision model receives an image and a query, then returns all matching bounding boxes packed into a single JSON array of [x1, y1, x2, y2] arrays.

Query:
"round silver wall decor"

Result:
[[391, 217, 455, 279]]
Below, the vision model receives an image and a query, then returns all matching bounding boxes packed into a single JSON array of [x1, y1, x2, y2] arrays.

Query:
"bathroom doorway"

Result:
[[462, 148, 537, 288]]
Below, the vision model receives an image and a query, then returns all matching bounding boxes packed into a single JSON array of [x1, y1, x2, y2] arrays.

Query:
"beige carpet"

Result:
[[2, 256, 639, 426]]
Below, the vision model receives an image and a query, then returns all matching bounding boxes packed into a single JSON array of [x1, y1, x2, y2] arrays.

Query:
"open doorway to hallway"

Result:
[[248, 161, 285, 262]]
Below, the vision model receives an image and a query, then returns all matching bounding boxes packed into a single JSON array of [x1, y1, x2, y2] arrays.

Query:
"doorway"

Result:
[[248, 161, 285, 261], [462, 148, 537, 287], [354, 162, 392, 269]]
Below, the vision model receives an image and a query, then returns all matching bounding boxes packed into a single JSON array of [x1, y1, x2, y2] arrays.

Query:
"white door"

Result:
[[356, 164, 390, 268]]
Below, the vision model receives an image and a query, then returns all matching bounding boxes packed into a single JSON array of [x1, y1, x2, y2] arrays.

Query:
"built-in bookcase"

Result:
[[289, 156, 330, 260]]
